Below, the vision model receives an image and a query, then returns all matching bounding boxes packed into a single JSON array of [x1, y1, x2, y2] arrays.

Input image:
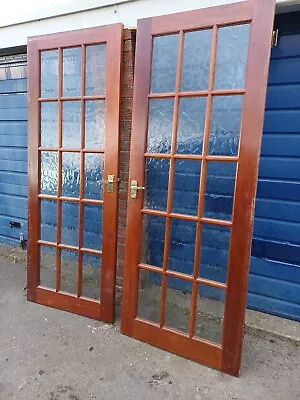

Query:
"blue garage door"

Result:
[[249, 12, 300, 321], [0, 55, 27, 245]]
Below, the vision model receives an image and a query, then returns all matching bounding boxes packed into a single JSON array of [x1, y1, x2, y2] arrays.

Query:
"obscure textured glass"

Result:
[[41, 50, 58, 98], [165, 277, 192, 333], [195, 284, 225, 344], [144, 158, 169, 211], [41, 102, 58, 148], [40, 151, 58, 195], [84, 154, 104, 200], [62, 101, 81, 148], [137, 269, 162, 324], [85, 100, 105, 149], [147, 98, 174, 153], [199, 224, 230, 284], [62, 152, 80, 198], [181, 29, 212, 91], [40, 200, 57, 243], [204, 162, 237, 220], [83, 204, 102, 250], [40, 246, 56, 289], [173, 160, 201, 215], [86, 44, 106, 96], [60, 249, 78, 294], [141, 215, 165, 268], [168, 219, 196, 276], [176, 97, 206, 154], [61, 202, 79, 247], [82, 253, 101, 300], [208, 96, 243, 156], [62, 47, 81, 96], [150, 34, 178, 93], [215, 24, 250, 89]]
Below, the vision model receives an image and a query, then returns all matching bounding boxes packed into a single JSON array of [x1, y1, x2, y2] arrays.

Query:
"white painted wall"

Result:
[[0, 0, 299, 49]]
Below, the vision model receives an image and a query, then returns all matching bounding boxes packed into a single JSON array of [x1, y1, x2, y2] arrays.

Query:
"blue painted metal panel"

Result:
[[0, 60, 28, 245], [249, 12, 300, 320]]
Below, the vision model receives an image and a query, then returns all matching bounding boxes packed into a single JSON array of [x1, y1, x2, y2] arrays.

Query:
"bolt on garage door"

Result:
[[0, 54, 27, 245]]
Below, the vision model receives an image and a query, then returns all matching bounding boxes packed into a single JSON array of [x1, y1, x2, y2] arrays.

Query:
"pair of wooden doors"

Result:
[[27, 0, 275, 375]]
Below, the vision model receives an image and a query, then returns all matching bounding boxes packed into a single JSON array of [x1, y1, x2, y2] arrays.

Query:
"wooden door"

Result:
[[27, 24, 123, 323], [121, 0, 275, 375]]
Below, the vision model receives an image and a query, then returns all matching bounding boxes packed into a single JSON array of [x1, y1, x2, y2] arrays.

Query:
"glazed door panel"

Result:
[[121, 1, 275, 375], [27, 24, 123, 323]]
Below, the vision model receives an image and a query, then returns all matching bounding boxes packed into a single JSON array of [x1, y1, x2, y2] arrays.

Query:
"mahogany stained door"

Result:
[[27, 24, 123, 323], [121, 1, 275, 375]]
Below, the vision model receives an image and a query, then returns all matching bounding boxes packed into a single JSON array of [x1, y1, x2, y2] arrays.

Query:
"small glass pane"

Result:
[[176, 97, 206, 154], [60, 249, 78, 294], [208, 96, 243, 156], [165, 277, 192, 334], [62, 152, 80, 198], [144, 158, 169, 211], [181, 29, 212, 91], [173, 160, 201, 215], [199, 224, 230, 284], [41, 102, 58, 148], [84, 154, 104, 200], [195, 284, 225, 344], [141, 215, 165, 268], [137, 268, 162, 324], [214, 24, 250, 90], [61, 202, 79, 247], [168, 219, 196, 276], [85, 100, 105, 149], [86, 44, 106, 96], [40, 151, 58, 195], [62, 101, 81, 148], [40, 200, 57, 243], [150, 34, 178, 93], [82, 253, 101, 300], [40, 245, 56, 289], [63, 47, 81, 97], [41, 50, 58, 98], [83, 205, 102, 251], [147, 98, 174, 153], [204, 162, 236, 221]]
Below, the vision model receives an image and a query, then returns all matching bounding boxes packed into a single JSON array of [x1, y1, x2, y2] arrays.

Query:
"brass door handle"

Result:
[[101, 175, 115, 193], [130, 180, 145, 199]]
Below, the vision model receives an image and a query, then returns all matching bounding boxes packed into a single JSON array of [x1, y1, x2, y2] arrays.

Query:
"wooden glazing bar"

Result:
[[173, 154, 203, 160], [147, 92, 175, 99], [82, 148, 105, 154], [58, 243, 79, 251], [38, 147, 59, 152], [144, 152, 172, 159], [55, 47, 63, 293], [39, 95, 106, 102], [38, 194, 58, 201], [159, 30, 185, 329], [77, 44, 86, 298], [200, 217, 232, 227], [80, 247, 103, 256], [81, 198, 104, 205], [196, 277, 227, 290], [189, 25, 218, 338], [59, 196, 80, 203], [38, 240, 57, 247], [205, 155, 239, 162]]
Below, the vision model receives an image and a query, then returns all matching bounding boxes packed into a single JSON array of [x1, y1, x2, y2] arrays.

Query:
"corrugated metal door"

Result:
[[0, 54, 27, 245], [249, 12, 300, 321]]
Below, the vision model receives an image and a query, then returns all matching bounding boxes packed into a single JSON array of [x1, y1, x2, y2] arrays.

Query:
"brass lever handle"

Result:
[[101, 175, 115, 193], [130, 180, 145, 199]]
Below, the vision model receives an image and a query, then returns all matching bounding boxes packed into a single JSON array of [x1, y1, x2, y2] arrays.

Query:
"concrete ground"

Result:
[[0, 253, 299, 400]]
